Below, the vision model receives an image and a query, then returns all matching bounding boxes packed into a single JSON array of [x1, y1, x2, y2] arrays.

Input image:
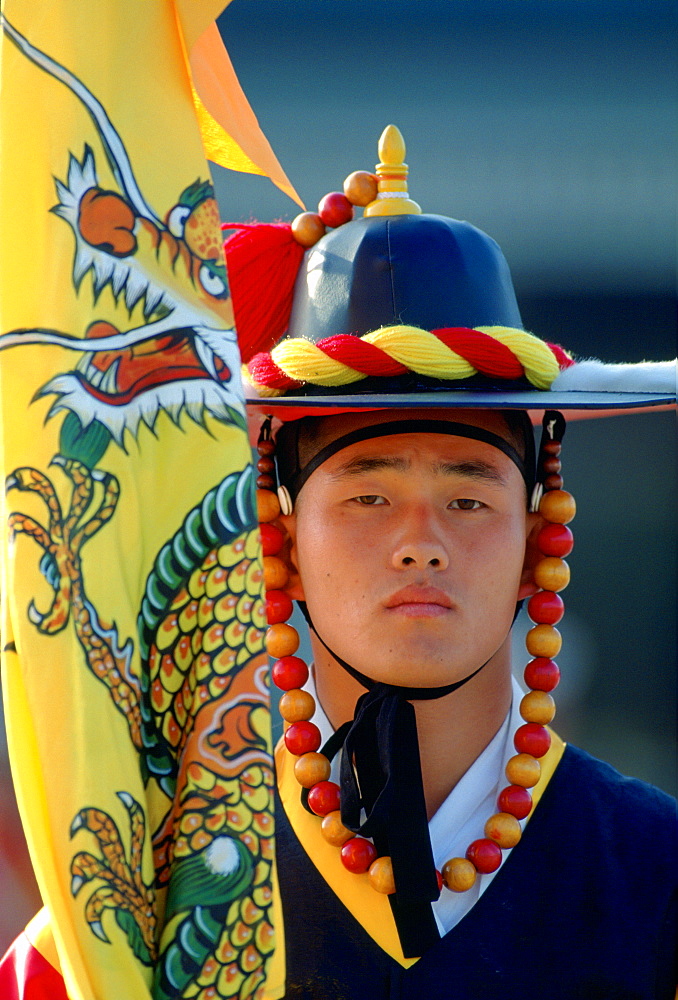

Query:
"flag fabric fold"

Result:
[[0, 3, 288, 997]]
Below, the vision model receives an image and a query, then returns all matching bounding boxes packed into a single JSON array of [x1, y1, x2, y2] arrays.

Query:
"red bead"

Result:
[[537, 523, 574, 557], [543, 440, 561, 456], [542, 456, 561, 475], [435, 869, 444, 894], [544, 474, 564, 491], [257, 439, 275, 457], [257, 457, 275, 474], [307, 780, 341, 816], [514, 723, 551, 758], [284, 721, 321, 755], [524, 657, 560, 692], [527, 591, 564, 625], [497, 784, 533, 820], [266, 590, 293, 624], [260, 523, 284, 557], [271, 655, 308, 691], [318, 192, 354, 228], [340, 837, 378, 874], [257, 474, 275, 490], [465, 838, 502, 874]]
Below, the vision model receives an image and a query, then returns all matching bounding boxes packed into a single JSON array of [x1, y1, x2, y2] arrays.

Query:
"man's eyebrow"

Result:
[[330, 456, 411, 478], [329, 455, 509, 484], [434, 460, 508, 484]]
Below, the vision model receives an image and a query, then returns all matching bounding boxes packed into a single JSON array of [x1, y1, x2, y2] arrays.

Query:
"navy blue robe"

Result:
[[275, 745, 678, 999]]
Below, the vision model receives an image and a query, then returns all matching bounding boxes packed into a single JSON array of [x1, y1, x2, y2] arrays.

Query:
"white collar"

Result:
[[303, 669, 526, 934]]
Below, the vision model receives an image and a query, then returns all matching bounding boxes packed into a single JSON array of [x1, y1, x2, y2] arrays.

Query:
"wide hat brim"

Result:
[[245, 387, 676, 422]]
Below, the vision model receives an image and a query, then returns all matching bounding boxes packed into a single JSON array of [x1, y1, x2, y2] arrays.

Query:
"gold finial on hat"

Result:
[[363, 124, 422, 217]]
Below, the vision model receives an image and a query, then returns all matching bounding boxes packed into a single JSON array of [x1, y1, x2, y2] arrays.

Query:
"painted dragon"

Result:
[[2, 17, 277, 1000]]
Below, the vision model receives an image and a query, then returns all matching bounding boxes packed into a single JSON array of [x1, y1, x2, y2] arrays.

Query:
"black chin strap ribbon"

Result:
[[297, 601, 486, 958], [340, 683, 441, 957]]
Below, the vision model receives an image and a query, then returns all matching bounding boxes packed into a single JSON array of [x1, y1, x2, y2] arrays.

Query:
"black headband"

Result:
[[280, 418, 532, 502]]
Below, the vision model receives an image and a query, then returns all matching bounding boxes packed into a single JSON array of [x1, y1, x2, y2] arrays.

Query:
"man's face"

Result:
[[283, 409, 540, 688]]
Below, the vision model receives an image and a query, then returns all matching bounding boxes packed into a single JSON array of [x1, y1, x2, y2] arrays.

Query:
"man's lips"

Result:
[[384, 586, 454, 617]]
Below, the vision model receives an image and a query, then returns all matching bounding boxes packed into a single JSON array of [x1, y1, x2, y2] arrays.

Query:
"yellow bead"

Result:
[[441, 857, 477, 893], [484, 812, 522, 848], [279, 689, 316, 723], [525, 624, 562, 658], [291, 211, 326, 247], [265, 623, 299, 658], [533, 557, 570, 593], [321, 810, 353, 847], [294, 752, 331, 788], [343, 170, 379, 207], [257, 489, 280, 524], [520, 690, 556, 724], [539, 489, 576, 525], [368, 856, 396, 895], [262, 555, 288, 591], [505, 752, 541, 788]]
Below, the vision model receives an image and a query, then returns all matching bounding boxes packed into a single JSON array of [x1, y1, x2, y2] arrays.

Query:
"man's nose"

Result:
[[391, 511, 449, 570]]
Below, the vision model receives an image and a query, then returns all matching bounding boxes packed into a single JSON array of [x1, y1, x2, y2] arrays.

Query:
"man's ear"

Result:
[[517, 512, 545, 601], [278, 512, 305, 601]]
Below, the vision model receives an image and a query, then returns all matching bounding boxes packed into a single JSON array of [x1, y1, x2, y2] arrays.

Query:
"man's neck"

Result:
[[311, 637, 513, 820]]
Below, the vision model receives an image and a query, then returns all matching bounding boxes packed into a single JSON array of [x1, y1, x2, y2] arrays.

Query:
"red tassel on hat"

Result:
[[222, 222, 305, 363]]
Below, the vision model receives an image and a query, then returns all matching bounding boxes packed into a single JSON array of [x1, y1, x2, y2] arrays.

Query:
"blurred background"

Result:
[[1, 0, 675, 955]]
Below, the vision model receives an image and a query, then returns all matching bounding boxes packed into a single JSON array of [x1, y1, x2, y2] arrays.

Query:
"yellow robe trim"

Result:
[[276, 727, 566, 968]]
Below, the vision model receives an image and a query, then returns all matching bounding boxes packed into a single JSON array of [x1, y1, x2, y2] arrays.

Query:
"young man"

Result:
[[238, 126, 677, 996]]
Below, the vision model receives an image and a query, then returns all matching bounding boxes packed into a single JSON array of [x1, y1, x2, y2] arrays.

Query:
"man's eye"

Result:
[[449, 498, 483, 511], [354, 495, 386, 506]]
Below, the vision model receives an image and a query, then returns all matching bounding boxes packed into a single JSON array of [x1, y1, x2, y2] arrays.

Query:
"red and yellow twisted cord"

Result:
[[244, 325, 574, 397]]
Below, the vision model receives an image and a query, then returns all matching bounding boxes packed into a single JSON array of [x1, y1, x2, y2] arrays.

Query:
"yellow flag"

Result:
[[0, 3, 285, 997]]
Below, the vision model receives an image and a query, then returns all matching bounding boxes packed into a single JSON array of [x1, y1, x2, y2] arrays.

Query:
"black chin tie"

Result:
[[297, 602, 486, 958]]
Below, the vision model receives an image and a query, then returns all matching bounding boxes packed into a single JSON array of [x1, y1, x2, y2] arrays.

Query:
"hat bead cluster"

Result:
[[290, 170, 378, 249]]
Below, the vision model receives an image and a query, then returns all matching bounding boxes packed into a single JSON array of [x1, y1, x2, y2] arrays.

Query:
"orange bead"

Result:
[[291, 211, 326, 247], [505, 752, 541, 788], [520, 690, 556, 725], [320, 810, 353, 847], [265, 623, 299, 658], [441, 857, 477, 893], [294, 752, 331, 788], [484, 811, 522, 848], [533, 557, 570, 593], [525, 624, 562, 658], [368, 856, 396, 895], [279, 689, 316, 723], [257, 489, 281, 523], [539, 489, 576, 524], [263, 555, 288, 591], [343, 170, 379, 206]]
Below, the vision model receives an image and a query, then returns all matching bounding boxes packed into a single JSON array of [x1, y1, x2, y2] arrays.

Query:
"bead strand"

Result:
[[440, 440, 575, 895], [256, 429, 385, 883]]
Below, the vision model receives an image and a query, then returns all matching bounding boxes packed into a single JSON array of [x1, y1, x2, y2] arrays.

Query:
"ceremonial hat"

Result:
[[225, 125, 676, 422]]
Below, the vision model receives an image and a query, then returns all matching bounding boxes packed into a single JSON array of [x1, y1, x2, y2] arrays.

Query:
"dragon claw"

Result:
[[116, 791, 134, 808], [70, 813, 84, 836], [5, 474, 18, 491], [71, 874, 84, 896], [27, 601, 44, 626], [89, 920, 109, 943]]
